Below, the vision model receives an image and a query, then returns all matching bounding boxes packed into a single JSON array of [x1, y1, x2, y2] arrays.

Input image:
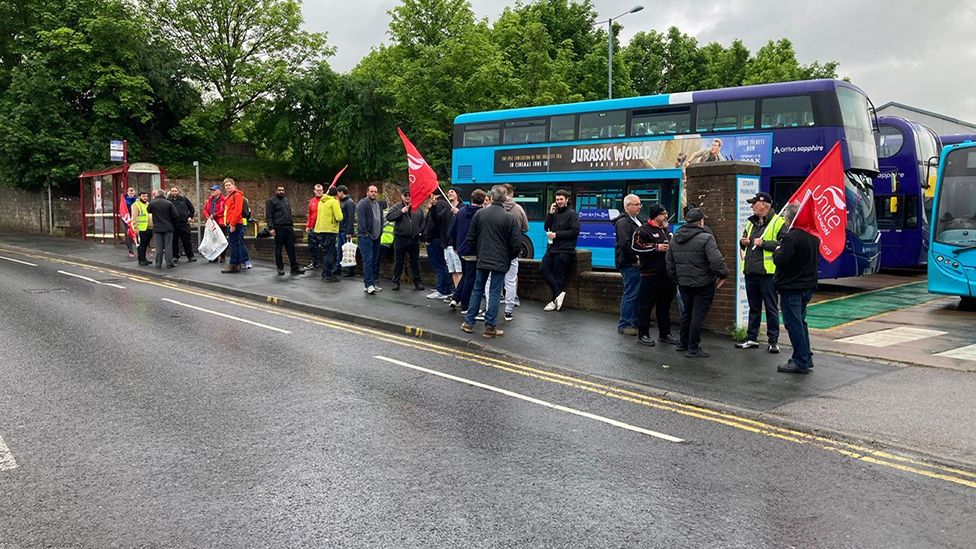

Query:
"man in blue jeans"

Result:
[[460, 186, 521, 338], [424, 193, 455, 300], [773, 203, 820, 374], [613, 194, 643, 335], [356, 185, 384, 295]]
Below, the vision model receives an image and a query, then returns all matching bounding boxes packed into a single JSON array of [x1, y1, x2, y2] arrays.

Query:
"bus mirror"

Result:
[[889, 196, 899, 213], [923, 155, 939, 189]]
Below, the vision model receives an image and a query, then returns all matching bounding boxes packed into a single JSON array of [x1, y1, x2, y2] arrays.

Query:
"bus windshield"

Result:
[[934, 147, 976, 245], [837, 87, 878, 172], [847, 172, 878, 242]]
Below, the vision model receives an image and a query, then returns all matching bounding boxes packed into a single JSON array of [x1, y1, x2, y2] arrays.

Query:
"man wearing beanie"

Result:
[[632, 202, 679, 347]]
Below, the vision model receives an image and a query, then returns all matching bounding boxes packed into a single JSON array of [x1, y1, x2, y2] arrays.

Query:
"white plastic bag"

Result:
[[198, 218, 228, 261], [340, 240, 358, 268]]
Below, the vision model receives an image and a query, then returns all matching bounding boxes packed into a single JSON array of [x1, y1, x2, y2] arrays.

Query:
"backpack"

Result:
[[241, 198, 252, 221]]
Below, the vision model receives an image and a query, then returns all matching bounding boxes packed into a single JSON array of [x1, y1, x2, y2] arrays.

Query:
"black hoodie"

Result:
[[665, 224, 729, 287]]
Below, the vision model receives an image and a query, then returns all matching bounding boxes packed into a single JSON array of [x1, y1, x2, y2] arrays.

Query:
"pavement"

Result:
[[1, 234, 975, 469]]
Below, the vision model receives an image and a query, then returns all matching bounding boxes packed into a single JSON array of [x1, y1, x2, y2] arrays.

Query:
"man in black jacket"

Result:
[[773, 203, 820, 374], [613, 194, 642, 335], [333, 185, 357, 277], [541, 189, 580, 311], [386, 190, 426, 291], [665, 208, 729, 358], [167, 186, 196, 263], [632, 203, 679, 347], [147, 189, 178, 269], [424, 193, 455, 299], [266, 185, 304, 275], [461, 185, 521, 338]]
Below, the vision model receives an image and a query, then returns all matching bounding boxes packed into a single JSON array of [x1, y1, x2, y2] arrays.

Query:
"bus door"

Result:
[[573, 183, 624, 268]]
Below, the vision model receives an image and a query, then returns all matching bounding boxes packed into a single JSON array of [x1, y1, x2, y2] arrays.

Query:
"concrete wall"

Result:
[[0, 186, 82, 236]]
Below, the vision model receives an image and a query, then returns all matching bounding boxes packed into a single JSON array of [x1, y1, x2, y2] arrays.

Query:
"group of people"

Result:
[[612, 190, 818, 373], [125, 186, 197, 268]]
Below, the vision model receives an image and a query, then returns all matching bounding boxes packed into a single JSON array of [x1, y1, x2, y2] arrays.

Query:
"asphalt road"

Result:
[[1, 252, 973, 548]]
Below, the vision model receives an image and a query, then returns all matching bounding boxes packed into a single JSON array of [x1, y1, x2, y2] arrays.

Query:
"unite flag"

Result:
[[118, 194, 137, 241], [397, 128, 439, 211], [787, 141, 848, 263]]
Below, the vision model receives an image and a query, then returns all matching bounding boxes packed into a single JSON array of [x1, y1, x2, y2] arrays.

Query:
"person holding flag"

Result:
[[120, 187, 138, 257]]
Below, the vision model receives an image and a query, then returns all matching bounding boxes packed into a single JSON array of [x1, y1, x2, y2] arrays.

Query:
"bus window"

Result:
[[503, 119, 547, 145], [514, 185, 546, 220], [575, 184, 624, 211], [696, 100, 756, 132], [550, 115, 576, 142], [463, 123, 500, 147], [875, 126, 904, 158], [761, 96, 815, 129], [579, 111, 626, 140], [630, 107, 691, 136]]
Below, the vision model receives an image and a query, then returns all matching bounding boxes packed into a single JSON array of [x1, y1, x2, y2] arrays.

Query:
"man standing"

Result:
[[122, 187, 137, 257], [131, 191, 152, 265], [540, 189, 580, 311], [666, 208, 729, 358], [461, 186, 521, 338], [499, 183, 528, 321], [202, 185, 227, 263], [632, 203, 679, 347], [424, 193, 455, 300], [266, 185, 305, 276], [221, 178, 246, 274], [356, 184, 384, 295], [147, 189, 178, 269], [386, 190, 426, 291], [736, 191, 787, 353], [167, 186, 196, 263], [447, 189, 486, 312], [613, 194, 642, 335], [333, 185, 357, 278], [314, 186, 343, 283], [773, 203, 820, 374], [305, 184, 324, 270]]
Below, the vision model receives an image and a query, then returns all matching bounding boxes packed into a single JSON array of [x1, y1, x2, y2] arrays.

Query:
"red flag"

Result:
[[329, 164, 348, 189], [118, 194, 137, 241], [787, 142, 847, 262], [397, 128, 439, 211]]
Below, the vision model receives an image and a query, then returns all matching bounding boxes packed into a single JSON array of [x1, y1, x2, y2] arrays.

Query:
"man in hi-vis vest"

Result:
[[736, 192, 789, 353]]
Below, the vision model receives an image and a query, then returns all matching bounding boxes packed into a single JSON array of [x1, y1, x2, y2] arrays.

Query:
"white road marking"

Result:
[[0, 434, 17, 471], [374, 355, 684, 443], [162, 298, 291, 334], [836, 327, 947, 347], [57, 270, 126, 289], [935, 343, 976, 361], [0, 256, 38, 267]]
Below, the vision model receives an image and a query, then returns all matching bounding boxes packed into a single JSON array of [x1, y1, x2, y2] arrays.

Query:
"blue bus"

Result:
[[452, 79, 880, 278], [940, 134, 976, 147], [873, 116, 941, 268], [928, 141, 976, 308]]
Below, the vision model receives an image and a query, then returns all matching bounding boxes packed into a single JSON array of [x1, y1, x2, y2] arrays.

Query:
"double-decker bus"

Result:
[[873, 116, 941, 268], [928, 141, 976, 308], [452, 79, 880, 278]]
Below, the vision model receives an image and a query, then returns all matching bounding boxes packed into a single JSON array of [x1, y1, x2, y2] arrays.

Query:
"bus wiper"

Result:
[[951, 244, 976, 255]]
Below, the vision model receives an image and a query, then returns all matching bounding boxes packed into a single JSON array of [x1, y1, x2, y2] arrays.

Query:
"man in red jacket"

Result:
[[202, 184, 227, 263], [222, 178, 246, 273], [305, 183, 324, 270]]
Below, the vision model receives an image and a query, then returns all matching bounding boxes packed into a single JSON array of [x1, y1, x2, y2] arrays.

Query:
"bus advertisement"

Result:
[[928, 141, 976, 308], [873, 116, 941, 269], [452, 79, 880, 279]]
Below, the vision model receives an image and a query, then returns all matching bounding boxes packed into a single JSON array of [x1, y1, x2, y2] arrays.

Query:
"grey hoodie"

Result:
[[502, 196, 529, 233]]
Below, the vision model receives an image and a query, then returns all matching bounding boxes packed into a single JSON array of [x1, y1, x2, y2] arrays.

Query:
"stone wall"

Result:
[[0, 186, 82, 236]]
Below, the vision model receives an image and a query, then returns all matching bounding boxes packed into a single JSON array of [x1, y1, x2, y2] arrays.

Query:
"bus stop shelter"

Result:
[[79, 162, 166, 241]]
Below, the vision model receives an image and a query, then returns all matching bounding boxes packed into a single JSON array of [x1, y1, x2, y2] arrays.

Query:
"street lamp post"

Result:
[[193, 160, 201, 241], [596, 5, 644, 99]]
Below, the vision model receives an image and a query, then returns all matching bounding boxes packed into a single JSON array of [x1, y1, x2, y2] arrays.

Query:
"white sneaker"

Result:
[[366, 285, 376, 295], [442, 295, 454, 303], [555, 291, 566, 311], [373, 286, 383, 292], [475, 311, 485, 321], [449, 300, 459, 309], [544, 301, 556, 312], [426, 291, 443, 299]]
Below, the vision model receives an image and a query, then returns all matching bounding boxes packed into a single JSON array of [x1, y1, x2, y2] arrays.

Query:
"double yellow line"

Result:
[[5, 246, 975, 489]]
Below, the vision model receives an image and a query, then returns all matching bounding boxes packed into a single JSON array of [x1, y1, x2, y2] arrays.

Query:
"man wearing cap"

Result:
[[666, 208, 729, 358], [736, 191, 788, 353], [386, 189, 426, 291], [632, 202, 679, 347]]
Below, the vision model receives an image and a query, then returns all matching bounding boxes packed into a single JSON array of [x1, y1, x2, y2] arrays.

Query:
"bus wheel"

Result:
[[960, 297, 976, 311], [518, 235, 534, 259]]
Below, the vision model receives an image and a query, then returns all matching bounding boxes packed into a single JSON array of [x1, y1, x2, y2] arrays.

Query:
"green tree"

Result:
[[700, 39, 750, 89], [742, 38, 837, 85], [144, 0, 331, 132], [623, 30, 665, 96]]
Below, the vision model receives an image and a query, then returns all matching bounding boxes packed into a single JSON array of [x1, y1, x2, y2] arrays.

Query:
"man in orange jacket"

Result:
[[222, 178, 246, 273]]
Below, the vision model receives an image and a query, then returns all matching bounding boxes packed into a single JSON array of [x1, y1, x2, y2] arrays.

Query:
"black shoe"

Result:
[[138, 260, 150, 266], [638, 335, 656, 347], [414, 284, 426, 291], [277, 269, 285, 276], [659, 334, 679, 345], [675, 345, 687, 352], [685, 349, 710, 358], [290, 268, 306, 275], [768, 343, 780, 354], [777, 361, 810, 374], [392, 282, 400, 291]]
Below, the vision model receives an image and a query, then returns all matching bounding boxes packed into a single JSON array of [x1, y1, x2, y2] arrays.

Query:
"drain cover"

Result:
[[23, 288, 71, 294]]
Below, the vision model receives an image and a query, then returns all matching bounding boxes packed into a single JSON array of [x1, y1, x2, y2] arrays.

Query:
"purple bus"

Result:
[[940, 134, 976, 147], [873, 116, 941, 268], [452, 79, 880, 278]]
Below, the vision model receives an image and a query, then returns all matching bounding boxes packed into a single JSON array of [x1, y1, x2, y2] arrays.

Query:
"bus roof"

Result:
[[454, 79, 868, 125]]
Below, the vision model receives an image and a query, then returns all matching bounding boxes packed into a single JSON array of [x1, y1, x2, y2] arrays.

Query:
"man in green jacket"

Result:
[[735, 192, 788, 353], [131, 191, 152, 265]]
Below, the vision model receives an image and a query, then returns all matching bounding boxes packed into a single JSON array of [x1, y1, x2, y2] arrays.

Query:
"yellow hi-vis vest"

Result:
[[131, 200, 149, 232], [742, 213, 786, 274]]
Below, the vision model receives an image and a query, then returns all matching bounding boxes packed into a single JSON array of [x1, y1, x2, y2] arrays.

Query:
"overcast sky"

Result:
[[303, 0, 976, 124]]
